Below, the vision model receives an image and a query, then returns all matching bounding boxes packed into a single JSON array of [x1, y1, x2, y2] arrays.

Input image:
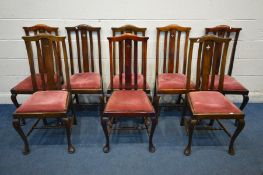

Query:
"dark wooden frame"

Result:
[[181, 35, 245, 156], [107, 24, 150, 94], [101, 33, 157, 153], [154, 24, 191, 109], [65, 24, 104, 117], [205, 25, 249, 111], [13, 34, 75, 155]]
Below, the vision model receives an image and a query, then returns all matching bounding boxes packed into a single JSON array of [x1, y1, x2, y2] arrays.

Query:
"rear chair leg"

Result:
[[63, 118, 75, 154], [228, 119, 245, 155], [12, 118, 30, 155], [235, 94, 249, 126], [180, 97, 187, 126], [184, 119, 197, 156], [149, 117, 158, 153], [101, 117, 110, 153]]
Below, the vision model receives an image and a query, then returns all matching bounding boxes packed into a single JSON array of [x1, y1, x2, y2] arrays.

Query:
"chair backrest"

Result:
[[111, 24, 147, 75], [155, 24, 191, 76], [108, 33, 149, 91], [22, 34, 71, 91], [205, 25, 242, 76], [65, 24, 102, 76], [23, 24, 62, 75], [186, 35, 231, 92]]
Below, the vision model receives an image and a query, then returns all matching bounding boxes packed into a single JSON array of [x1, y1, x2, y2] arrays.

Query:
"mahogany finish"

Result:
[[181, 35, 245, 156], [205, 25, 249, 111], [65, 24, 104, 110], [13, 34, 75, 155], [101, 33, 157, 153]]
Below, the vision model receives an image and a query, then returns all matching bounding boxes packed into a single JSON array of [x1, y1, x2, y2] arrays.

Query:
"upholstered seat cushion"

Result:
[[188, 91, 241, 114], [158, 73, 195, 90], [13, 74, 58, 92], [69, 72, 101, 89], [109, 74, 150, 89], [210, 75, 247, 92], [16, 91, 69, 113], [104, 90, 154, 113]]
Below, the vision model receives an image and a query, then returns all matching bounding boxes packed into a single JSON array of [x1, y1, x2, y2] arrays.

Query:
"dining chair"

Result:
[[181, 35, 245, 156], [13, 34, 75, 155], [65, 24, 104, 123], [154, 24, 192, 111], [101, 33, 157, 153], [108, 24, 150, 94]]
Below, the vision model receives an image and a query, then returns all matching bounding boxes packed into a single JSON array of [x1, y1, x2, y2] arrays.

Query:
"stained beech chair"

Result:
[[108, 24, 150, 94], [11, 24, 61, 109], [101, 33, 157, 153], [12, 34, 75, 155], [205, 25, 249, 111], [182, 35, 245, 156], [154, 24, 192, 110], [65, 25, 104, 121]]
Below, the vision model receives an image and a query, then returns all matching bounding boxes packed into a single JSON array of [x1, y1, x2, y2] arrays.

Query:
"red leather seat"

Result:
[[210, 75, 247, 91], [158, 73, 195, 90], [16, 91, 69, 113], [13, 74, 59, 92], [69, 72, 101, 89], [110, 73, 150, 89], [188, 91, 242, 115], [105, 90, 154, 113]]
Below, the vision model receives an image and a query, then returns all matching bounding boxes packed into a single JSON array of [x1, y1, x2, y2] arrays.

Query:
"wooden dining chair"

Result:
[[11, 24, 61, 109], [108, 24, 150, 94], [205, 25, 249, 111], [65, 25, 104, 122], [101, 33, 157, 153], [13, 34, 75, 155], [154, 24, 192, 110], [181, 35, 245, 156]]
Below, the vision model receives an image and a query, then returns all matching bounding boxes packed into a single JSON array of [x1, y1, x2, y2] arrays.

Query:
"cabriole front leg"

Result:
[[63, 117, 75, 154], [184, 119, 197, 156], [228, 118, 245, 155], [101, 116, 110, 153], [13, 118, 30, 155], [149, 116, 158, 153]]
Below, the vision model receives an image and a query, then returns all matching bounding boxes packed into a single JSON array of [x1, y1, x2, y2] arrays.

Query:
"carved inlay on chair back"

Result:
[[108, 33, 149, 91], [22, 34, 71, 91], [65, 24, 102, 76], [111, 25, 147, 75], [156, 24, 191, 76], [186, 35, 231, 92], [205, 25, 242, 76]]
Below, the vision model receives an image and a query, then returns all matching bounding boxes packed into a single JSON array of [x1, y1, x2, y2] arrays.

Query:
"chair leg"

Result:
[[12, 118, 30, 155], [184, 119, 197, 156], [70, 99, 77, 125], [11, 93, 26, 125], [234, 94, 249, 126], [63, 117, 75, 154], [149, 117, 158, 153], [180, 97, 187, 126], [101, 117, 110, 153], [176, 94, 182, 104], [75, 94, 79, 104], [208, 119, 215, 126], [228, 119, 245, 155]]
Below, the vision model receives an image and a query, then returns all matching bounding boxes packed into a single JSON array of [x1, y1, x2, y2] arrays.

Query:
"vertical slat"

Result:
[[119, 41, 123, 90], [81, 30, 89, 72], [75, 30, 82, 73], [168, 30, 176, 73], [175, 31, 181, 73], [134, 41, 138, 90], [155, 30, 160, 79], [109, 40, 114, 91], [97, 30, 103, 77], [112, 31, 116, 75], [35, 39, 46, 90], [62, 39, 71, 91], [183, 31, 190, 74], [163, 31, 168, 73], [52, 41, 61, 89], [186, 39, 195, 91], [201, 41, 213, 91], [89, 31, 95, 72], [67, 29, 75, 75], [55, 30, 62, 75], [142, 40, 147, 91], [219, 41, 230, 91], [196, 42, 203, 90], [228, 30, 240, 76], [213, 42, 223, 75], [125, 39, 132, 89], [24, 40, 38, 91]]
